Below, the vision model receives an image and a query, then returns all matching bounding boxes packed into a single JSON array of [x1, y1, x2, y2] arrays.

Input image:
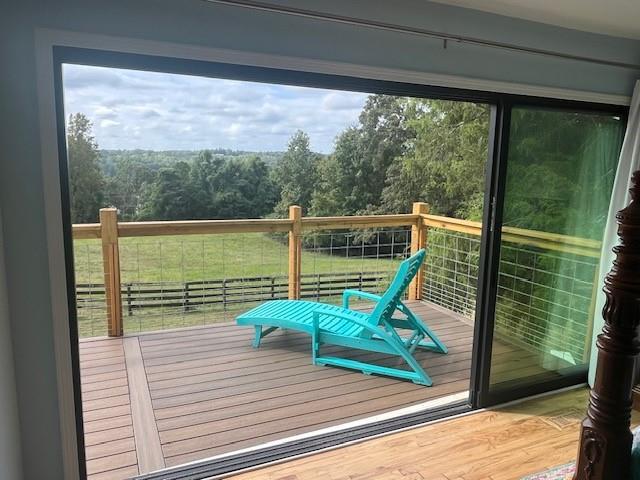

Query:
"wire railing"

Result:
[[74, 233, 410, 337], [73, 241, 108, 337], [119, 233, 289, 333], [301, 228, 411, 304], [72, 204, 602, 367], [422, 229, 481, 319], [494, 244, 597, 363], [72, 209, 419, 337], [421, 227, 599, 362]]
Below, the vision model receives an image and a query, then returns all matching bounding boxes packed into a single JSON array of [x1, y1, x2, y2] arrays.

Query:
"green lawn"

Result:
[[73, 232, 406, 283], [73, 232, 406, 337]]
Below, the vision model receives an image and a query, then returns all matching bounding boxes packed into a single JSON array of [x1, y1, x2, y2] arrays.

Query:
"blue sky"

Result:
[[62, 64, 368, 153]]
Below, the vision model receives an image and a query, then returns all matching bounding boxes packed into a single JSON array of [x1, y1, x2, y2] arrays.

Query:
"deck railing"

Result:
[[73, 205, 426, 336], [72, 204, 602, 362], [422, 226, 600, 362]]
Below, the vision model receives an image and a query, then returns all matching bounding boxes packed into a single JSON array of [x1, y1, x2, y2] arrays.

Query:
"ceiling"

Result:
[[431, 0, 640, 40]]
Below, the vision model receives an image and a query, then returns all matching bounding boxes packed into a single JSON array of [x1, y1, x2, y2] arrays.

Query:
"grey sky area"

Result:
[[63, 64, 369, 153]]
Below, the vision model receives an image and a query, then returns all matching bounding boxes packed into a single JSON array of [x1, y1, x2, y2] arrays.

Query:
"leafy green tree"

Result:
[[309, 154, 344, 217], [273, 130, 318, 216], [139, 151, 277, 220], [188, 150, 219, 219], [311, 95, 413, 216], [380, 100, 490, 219], [139, 162, 194, 220], [103, 156, 157, 220], [67, 113, 105, 222], [199, 154, 277, 219], [503, 109, 622, 239]]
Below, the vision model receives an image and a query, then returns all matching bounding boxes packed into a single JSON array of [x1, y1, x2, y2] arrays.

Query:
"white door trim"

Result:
[[35, 30, 81, 480]]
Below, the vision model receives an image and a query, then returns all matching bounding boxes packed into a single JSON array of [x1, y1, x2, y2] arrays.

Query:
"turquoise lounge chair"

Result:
[[236, 249, 447, 386]]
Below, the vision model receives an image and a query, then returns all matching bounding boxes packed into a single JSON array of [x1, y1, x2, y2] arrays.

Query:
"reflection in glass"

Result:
[[489, 107, 624, 391]]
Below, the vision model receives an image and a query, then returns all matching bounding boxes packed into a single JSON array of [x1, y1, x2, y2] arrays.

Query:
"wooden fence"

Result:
[[72, 203, 601, 337], [76, 270, 389, 315]]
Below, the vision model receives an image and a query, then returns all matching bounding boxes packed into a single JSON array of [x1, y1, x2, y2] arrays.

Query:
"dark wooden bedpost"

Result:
[[574, 170, 640, 480]]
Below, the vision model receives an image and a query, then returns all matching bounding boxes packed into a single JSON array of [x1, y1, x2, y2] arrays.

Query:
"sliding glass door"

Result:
[[485, 106, 624, 398]]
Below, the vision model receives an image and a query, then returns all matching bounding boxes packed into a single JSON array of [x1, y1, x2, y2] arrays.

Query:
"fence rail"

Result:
[[76, 271, 389, 315]]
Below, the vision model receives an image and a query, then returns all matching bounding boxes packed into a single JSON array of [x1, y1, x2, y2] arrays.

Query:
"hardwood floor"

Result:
[[229, 388, 640, 480], [79, 301, 557, 479]]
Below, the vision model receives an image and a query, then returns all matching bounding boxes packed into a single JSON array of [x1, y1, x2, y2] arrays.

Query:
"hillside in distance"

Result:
[[99, 148, 285, 176]]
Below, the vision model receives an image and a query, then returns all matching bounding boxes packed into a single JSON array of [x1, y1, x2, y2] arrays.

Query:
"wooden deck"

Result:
[[79, 301, 476, 479]]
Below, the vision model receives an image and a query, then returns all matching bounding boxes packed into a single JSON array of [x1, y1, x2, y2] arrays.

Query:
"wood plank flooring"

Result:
[[142, 302, 474, 468], [123, 337, 165, 474], [79, 301, 478, 478], [229, 388, 640, 480]]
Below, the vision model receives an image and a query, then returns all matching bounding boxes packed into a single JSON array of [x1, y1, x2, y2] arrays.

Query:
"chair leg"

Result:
[[252, 325, 279, 348], [400, 351, 432, 385], [253, 325, 262, 348], [313, 355, 433, 386], [311, 329, 321, 365], [407, 310, 448, 354], [315, 332, 433, 386]]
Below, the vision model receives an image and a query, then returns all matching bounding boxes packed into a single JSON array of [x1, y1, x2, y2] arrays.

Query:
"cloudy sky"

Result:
[[62, 64, 369, 153]]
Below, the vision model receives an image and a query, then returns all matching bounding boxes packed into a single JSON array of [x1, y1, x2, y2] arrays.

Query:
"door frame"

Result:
[[35, 28, 629, 479], [471, 99, 629, 408]]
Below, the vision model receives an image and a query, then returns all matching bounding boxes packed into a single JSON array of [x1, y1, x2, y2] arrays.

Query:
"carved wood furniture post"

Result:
[[574, 170, 640, 480]]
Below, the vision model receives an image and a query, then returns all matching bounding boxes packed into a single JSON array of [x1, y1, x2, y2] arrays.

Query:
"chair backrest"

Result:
[[367, 249, 426, 328]]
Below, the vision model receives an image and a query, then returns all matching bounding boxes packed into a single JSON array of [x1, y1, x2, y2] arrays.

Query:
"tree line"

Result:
[[68, 94, 620, 240], [68, 96, 490, 224]]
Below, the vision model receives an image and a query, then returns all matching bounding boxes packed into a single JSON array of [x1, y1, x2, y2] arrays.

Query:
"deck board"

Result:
[[79, 337, 139, 480], [80, 301, 478, 478], [123, 337, 166, 474]]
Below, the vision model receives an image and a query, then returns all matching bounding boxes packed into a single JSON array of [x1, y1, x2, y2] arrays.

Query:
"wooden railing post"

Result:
[[100, 208, 123, 337], [288, 205, 302, 300], [409, 202, 429, 301]]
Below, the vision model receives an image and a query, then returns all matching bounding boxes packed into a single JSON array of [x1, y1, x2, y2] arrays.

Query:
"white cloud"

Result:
[[62, 64, 369, 153], [322, 91, 367, 111], [100, 119, 120, 128], [224, 123, 242, 137], [94, 105, 117, 116]]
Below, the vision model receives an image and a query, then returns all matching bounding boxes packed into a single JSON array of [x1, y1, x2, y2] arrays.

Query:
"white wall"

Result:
[[0, 210, 23, 480], [1, 1, 640, 478]]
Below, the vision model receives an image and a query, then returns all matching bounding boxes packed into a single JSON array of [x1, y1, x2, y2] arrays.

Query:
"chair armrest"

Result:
[[342, 289, 383, 309]]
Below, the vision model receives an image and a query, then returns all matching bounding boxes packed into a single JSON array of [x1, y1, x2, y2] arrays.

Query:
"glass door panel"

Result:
[[487, 106, 624, 394]]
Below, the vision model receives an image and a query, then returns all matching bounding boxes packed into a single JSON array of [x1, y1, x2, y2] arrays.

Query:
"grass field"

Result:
[[73, 231, 409, 337], [73, 231, 408, 283]]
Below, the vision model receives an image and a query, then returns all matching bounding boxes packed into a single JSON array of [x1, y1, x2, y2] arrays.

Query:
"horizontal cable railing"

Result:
[[421, 220, 600, 363], [422, 229, 481, 320], [73, 207, 421, 337], [73, 204, 602, 367], [300, 228, 412, 304]]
